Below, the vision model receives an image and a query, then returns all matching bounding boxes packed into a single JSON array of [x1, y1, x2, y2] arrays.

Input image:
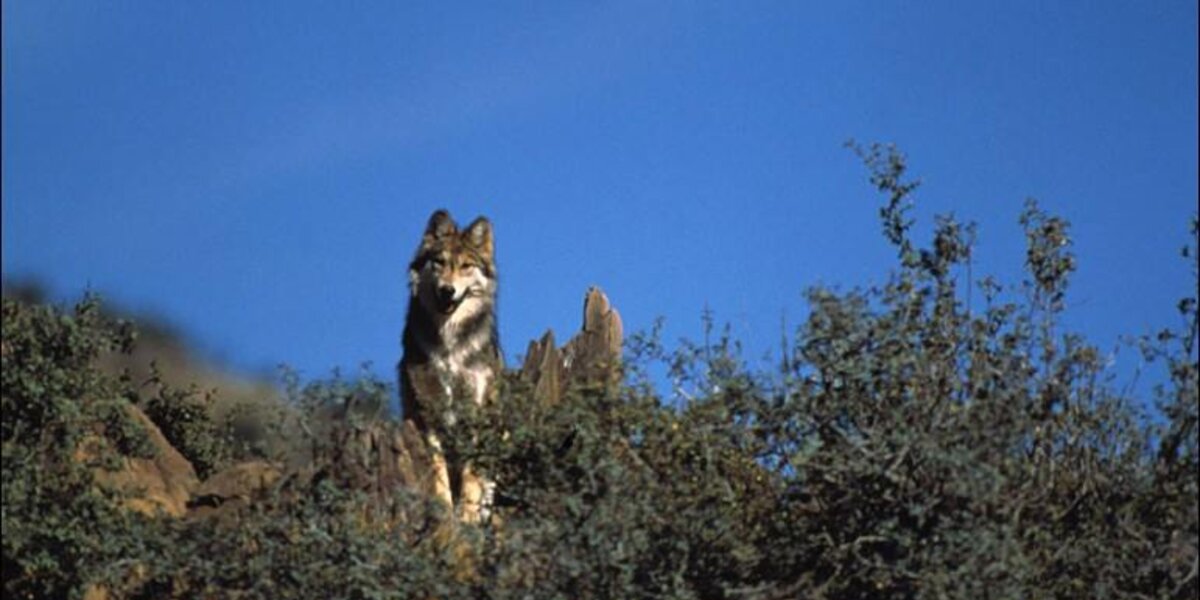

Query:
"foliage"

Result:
[[1, 295, 156, 598], [139, 369, 230, 481], [2, 146, 1196, 598]]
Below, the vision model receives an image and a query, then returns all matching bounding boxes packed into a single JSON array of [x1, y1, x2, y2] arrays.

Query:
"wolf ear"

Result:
[[464, 217, 493, 255], [422, 210, 457, 244]]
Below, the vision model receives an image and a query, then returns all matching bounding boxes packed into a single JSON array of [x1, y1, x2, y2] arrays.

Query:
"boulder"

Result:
[[91, 403, 199, 518], [187, 460, 282, 519]]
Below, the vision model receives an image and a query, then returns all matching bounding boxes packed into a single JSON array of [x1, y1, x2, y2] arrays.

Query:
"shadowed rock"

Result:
[[521, 330, 563, 406], [327, 418, 440, 500], [187, 460, 282, 519]]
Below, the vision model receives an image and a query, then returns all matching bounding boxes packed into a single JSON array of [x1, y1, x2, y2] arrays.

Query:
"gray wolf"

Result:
[[399, 209, 500, 523]]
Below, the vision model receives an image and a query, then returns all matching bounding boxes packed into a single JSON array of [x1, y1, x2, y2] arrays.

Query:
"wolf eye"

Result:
[[429, 257, 445, 269]]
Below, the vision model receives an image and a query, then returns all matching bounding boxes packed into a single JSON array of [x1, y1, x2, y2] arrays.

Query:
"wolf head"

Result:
[[409, 210, 497, 319]]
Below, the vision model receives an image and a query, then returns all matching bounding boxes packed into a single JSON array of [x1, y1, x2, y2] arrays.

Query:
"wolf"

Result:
[[399, 209, 501, 523]]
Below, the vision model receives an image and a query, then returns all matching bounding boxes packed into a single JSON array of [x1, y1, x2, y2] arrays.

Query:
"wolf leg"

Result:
[[460, 464, 496, 524], [425, 432, 453, 511], [481, 477, 496, 522], [459, 465, 482, 523]]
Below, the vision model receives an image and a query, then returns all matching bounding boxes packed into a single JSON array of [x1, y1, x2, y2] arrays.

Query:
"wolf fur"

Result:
[[399, 209, 501, 523]]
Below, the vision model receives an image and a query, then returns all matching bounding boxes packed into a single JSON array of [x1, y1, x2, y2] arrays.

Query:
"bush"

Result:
[[1, 295, 157, 598]]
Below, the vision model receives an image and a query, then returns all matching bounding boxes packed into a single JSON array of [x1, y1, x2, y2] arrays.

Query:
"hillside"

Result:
[[2, 147, 1196, 599]]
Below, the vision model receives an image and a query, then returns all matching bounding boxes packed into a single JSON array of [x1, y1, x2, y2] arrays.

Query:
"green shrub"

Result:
[[139, 371, 232, 481], [1, 295, 157, 598]]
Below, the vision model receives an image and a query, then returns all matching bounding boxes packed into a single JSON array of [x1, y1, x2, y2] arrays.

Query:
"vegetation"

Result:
[[2, 145, 1196, 598]]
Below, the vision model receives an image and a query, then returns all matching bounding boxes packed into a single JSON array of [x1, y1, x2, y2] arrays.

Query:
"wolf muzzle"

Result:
[[436, 285, 461, 314]]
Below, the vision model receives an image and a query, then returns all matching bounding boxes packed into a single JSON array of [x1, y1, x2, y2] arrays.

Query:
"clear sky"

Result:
[[4, 2, 1197, 390]]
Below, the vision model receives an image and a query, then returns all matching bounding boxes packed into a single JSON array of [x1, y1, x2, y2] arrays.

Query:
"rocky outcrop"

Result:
[[94, 286, 623, 526], [90, 403, 199, 518], [521, 286, 623, 405]]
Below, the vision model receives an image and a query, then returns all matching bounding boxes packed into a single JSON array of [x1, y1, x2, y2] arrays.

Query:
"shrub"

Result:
[[1, 295, 156, 598]]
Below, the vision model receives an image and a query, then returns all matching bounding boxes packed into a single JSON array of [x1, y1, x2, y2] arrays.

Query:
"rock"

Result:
[[563, 286, 623, 385], [188, 460, 282, 518], [91, 402, 199, 518], [522, 330, 564, 406], [394, 418, 438, 497], [520, 287, 623, 405]]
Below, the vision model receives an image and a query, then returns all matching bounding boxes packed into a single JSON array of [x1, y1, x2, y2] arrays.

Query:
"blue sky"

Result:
[[4, 2, 1197, 392]]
